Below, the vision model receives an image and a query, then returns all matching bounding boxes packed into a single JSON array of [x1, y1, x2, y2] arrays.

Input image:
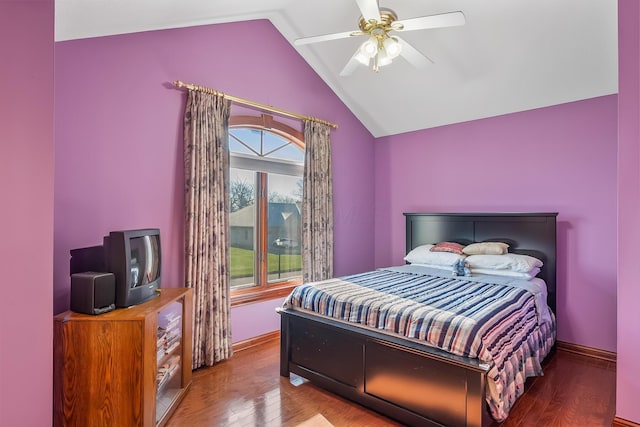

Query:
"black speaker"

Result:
[[70, 272, 116, 315]]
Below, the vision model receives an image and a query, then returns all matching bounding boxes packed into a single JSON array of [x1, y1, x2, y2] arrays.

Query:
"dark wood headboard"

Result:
[[404, 212, 558, 314]]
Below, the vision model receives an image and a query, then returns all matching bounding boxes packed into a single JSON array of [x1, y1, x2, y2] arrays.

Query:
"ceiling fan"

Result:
[[294, 0, 465, 76]]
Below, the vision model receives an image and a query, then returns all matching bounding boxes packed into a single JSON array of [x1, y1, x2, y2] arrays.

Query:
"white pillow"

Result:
[[470, 267, 541, 280], [404, 244, 466, 267], [465, 253, 543, 273]]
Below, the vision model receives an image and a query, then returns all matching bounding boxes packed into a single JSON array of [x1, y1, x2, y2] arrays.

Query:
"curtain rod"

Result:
[[173, 80, 338, 129]]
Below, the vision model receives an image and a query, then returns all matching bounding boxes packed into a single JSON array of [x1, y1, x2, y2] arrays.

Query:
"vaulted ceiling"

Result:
[[55, 0, 618, 137]]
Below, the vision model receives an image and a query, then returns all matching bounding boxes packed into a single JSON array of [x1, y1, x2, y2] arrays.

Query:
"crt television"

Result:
[[107, 228, 161, 307]]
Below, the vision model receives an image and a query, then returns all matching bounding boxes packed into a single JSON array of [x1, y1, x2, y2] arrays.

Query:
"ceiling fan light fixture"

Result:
[[354, 50, 371, 66], [383, 36, 402, 59], [360, 36, 378, 58], [376, 49, 393, 67]]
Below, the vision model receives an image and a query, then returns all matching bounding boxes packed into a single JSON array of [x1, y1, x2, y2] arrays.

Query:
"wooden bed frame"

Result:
[[278, 212, 558, 427]]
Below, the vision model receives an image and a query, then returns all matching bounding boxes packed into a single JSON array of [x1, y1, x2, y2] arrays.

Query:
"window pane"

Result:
[[263, 132, 304, 162], [229, 128, 261, 155], [229, 168, 256, 290], [229, 138, 255, 156], [266, 142, 305, 162], [267, 173, 302, 283]]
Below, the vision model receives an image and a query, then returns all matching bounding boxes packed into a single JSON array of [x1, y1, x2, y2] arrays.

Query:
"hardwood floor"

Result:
[[165, 338, 616, 427], [494, 350, 616, 427]]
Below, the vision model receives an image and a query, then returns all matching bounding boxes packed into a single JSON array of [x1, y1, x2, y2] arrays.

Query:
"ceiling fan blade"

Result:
[[339, 50, 364, 76], [395, 36, 434, 69], [394, 11, 465, 32], [355, 0, 381, 23], [295, 30, 360, 46]]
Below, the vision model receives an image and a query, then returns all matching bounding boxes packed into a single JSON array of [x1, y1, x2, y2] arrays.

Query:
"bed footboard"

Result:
[[278, 308, 492, 427]]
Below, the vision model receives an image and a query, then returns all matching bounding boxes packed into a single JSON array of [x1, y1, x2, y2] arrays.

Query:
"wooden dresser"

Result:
[[53, 288, 193, 427]]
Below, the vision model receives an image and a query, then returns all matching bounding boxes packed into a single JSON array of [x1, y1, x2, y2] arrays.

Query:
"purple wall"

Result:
[[617, 0, 640, 423], [53, 20, 376, 343], [0, 1, 54, 426], [374, 96, 618, 352]]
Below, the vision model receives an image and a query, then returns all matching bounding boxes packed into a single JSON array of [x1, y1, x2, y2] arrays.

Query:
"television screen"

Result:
[[129, 235, 160, 288], [108, 228, 162, 307]]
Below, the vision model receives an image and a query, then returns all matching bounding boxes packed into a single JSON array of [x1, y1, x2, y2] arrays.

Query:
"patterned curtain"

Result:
[[302, 120, 334, 282], [183, 90, 233, 369]]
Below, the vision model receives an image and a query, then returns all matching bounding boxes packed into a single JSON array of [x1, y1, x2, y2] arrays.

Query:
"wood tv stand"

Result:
[[54, 288, 193, 427]]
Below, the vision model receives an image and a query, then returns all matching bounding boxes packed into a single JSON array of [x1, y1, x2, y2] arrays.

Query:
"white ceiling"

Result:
[[55, 0, 619, 138]]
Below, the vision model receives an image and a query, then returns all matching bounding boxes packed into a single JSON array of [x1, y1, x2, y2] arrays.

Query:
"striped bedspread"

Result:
[[282, 267, 556, 422]]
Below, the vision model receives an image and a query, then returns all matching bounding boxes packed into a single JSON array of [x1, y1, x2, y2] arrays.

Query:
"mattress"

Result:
[[282, 265, 556, 422]]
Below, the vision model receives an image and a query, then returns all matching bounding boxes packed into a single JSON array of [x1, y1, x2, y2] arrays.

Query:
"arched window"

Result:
[[228, 115, 304, 304]]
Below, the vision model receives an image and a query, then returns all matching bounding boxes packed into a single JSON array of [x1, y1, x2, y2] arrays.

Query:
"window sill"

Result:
[[230, 281, 301, 307]]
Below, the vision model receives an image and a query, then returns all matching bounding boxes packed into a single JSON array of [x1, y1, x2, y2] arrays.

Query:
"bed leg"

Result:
[[467, 371, 486, 427], [279, 313, 290, 377]]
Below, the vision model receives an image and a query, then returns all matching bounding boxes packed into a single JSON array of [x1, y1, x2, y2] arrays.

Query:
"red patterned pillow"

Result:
[[430, 241, 465, 255]]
